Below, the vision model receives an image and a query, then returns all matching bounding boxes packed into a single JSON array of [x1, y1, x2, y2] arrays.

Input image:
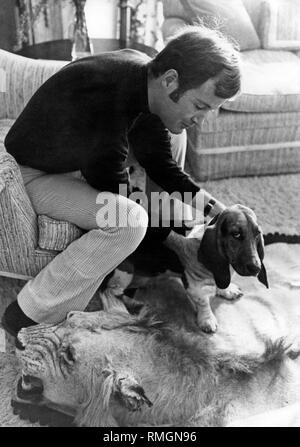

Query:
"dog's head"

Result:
[[199, 204, 268, 290]]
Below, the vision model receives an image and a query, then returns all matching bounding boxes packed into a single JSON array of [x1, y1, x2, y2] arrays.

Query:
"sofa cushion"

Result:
[[222, 50, 300, 112], [242, 0, 265, 35], [38, 215, 84, 252], [259, 0, 300, 50], [162, 0, 260, 50]]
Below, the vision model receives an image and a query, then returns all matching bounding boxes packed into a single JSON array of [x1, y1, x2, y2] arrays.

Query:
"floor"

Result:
[[0, 277, 27, 355]]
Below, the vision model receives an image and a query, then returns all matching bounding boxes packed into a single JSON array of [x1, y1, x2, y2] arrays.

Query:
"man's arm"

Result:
[[129, 113, 225, 222]]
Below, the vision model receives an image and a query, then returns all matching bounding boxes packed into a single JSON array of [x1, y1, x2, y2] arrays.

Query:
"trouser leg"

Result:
[[17, 167, 148, 324]]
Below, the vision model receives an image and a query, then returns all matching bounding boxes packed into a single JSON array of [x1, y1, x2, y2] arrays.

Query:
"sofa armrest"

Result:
[[0, 49, 67, 119], [0, 152, 39, 275]]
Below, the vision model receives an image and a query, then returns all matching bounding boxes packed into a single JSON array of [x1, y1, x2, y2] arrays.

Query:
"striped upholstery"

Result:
[[0, 49, 66, 119], [0, 151, 39, 276], [187, 110, 300, 181], [0, 51, 86, 277], [187, 80, 300, 181], [38, 215, 84, 251], [0, 119, 14, 146]]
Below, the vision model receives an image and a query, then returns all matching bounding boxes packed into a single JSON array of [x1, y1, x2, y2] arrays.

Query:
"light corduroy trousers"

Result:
[[17, 131, 187, 324]]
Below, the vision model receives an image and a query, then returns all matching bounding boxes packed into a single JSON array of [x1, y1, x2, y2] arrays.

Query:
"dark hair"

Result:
[[148, 25, 241, 99]]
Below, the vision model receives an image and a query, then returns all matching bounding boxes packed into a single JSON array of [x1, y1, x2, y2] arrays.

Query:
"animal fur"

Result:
[[16, 276, 300, 427]]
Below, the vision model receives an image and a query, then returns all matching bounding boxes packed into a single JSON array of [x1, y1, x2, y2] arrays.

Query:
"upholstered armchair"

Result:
[[0, 49, 86, 280]]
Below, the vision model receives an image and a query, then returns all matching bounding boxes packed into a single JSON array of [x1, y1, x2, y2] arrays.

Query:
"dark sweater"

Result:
[[5, 49, 200, 197]]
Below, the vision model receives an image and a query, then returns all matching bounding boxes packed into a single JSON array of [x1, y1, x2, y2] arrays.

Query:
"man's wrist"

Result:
[[192, 190, 226, 219], [204, 198, 216, 217], [206, 199, 226, 218]]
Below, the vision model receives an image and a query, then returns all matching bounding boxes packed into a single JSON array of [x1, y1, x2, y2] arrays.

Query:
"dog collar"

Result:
[[204, 198, 216, 217]]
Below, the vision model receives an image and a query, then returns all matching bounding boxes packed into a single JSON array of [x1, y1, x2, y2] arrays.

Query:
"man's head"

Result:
[[148, 25, 241, 134]]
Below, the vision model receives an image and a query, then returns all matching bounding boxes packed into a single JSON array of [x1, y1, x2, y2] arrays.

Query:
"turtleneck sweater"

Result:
[[5, 49, 200, 197]]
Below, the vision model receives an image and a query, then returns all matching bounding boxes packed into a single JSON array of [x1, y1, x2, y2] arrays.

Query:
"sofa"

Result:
[[0, 51, 85, 279], [162, 0, 300, 181]]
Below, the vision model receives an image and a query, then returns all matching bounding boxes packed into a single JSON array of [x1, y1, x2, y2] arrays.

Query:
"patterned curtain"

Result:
[[130, 0, 164, 51]]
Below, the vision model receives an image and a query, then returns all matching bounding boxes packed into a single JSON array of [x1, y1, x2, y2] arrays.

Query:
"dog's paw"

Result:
[[216, 283, 243, 301], [197, 311, 218, 334]]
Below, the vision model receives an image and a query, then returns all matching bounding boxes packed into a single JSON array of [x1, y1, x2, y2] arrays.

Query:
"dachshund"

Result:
[[99, 204, 268, 334]]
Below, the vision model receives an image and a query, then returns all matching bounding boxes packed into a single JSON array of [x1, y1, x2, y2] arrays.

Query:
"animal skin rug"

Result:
[[0, 242, 300, 427]]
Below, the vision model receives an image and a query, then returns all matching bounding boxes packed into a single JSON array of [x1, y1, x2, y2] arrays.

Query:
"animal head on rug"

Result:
[[199, 204, 268, 290], [15, 277, 293, 428]]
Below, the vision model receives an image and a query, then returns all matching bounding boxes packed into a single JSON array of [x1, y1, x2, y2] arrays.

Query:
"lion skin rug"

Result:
[[1, 242, 300, 427]]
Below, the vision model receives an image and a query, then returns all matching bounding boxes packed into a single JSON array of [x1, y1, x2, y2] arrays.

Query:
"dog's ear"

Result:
[[199, 215, 231, 289], [257, 232, 269, 289], [258, 263, 269, 289]]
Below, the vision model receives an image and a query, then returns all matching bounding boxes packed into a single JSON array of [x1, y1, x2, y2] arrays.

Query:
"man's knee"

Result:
[[96, 194, 148, 248]]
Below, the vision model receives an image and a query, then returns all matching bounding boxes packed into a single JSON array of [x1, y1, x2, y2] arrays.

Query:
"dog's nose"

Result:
[[246, 263, 261, 276]]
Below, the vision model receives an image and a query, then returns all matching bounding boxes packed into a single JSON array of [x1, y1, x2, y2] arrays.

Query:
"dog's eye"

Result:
[[232, 232, 241, 239]]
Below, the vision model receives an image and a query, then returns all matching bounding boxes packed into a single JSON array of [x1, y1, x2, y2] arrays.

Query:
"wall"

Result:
[[32, 0, 74, 44], [0, 0, 17, 51], [85, 0, 119, 39]]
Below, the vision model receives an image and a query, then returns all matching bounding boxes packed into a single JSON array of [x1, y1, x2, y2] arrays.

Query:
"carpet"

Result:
[[186, 165, 300, 240], [0, 166, 299, 426], [0, 242, 300, 426], [0, 354, 39, 427]]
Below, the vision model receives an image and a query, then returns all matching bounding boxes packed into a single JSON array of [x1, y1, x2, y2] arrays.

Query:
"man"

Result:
[[2, 25, 241, 336]]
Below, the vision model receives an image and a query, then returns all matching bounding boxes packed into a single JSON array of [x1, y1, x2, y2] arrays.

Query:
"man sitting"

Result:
[[2, 25, 241, 336]]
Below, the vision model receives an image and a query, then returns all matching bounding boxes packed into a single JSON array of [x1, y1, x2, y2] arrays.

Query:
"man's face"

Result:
[[158, 73, 228, 134]]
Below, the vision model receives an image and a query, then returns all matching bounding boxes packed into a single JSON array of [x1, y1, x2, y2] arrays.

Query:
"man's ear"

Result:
[[257, 233, 269, 289], [162, 69, 179, 92], [199, 216, 231, 289]]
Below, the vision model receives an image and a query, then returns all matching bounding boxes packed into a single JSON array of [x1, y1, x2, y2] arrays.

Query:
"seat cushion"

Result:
[[38, 215, 84, 252], [222, 50, 300, 113]]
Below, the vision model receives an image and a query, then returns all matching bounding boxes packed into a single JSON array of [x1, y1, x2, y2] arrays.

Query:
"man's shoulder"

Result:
[[66, 49, 151, 70]]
